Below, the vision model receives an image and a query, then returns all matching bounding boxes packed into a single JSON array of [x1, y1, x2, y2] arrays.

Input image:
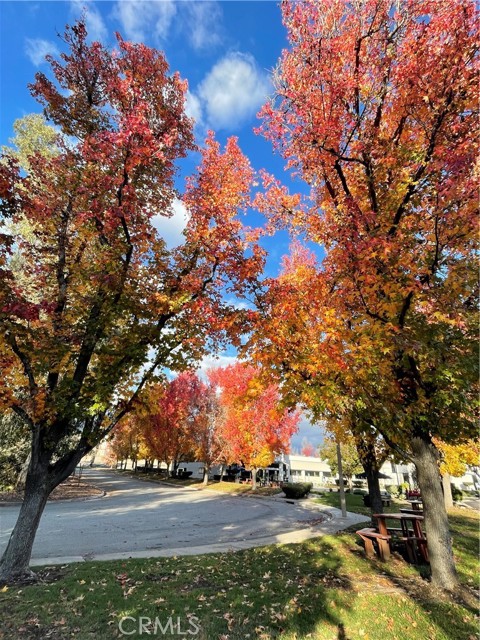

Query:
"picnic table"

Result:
[[400, 507, 424, 516], [408, 499, 423, 511], [374, 512, 428, 564]]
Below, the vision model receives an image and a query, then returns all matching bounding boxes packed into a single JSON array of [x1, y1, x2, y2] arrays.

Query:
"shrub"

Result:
[[282, 482, 313, 499], [451, 484, 463, 502], [398, 482, 409, 497], [386, 484, 399, 495]]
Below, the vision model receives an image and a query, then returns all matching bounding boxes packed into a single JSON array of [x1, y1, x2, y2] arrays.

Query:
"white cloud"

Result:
[[70, 1, 108, 43], [25, 38, 59, 66], [290, 416, 326, 452], [225, 297, 252, 311], [151, 198, 189, 249], [184, 2, 223, 51], [113, 0, 177, 43], [185, 90, 203, 127], [113, 1, 223, 50], [197, 353, 238, 380], [197, 52, 271, 130]]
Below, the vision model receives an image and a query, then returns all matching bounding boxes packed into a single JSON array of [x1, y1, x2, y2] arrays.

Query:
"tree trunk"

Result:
[[251, 467, 257, 490], [203, 465, 209, 486], [0, 473, 50, 582], [411, 436, 458, 590], [14, 452, 31, 491], [356, 438, 384, 518], [365, 466, 383, 519], [0, 431, 87, 584], [442, 473, 454, 509]]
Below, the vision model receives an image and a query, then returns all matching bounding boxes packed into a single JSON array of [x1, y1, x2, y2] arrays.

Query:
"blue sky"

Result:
[[0, 1, 298, 276], [1, 1, 288, 191], [0, 0, 324, 450]]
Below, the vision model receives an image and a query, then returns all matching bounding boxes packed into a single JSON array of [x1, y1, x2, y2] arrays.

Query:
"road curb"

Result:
[[0, 490, 107, 508]]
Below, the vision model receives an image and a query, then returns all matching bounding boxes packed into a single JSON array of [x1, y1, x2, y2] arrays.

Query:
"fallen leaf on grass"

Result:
[[223, 612, 234, 630]]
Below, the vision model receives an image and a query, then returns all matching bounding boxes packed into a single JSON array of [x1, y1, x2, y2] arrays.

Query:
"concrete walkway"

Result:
[[0, 468, 367, 567]]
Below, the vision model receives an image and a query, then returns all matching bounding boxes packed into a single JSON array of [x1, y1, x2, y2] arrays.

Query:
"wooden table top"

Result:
[[373, 513, 424, 521]]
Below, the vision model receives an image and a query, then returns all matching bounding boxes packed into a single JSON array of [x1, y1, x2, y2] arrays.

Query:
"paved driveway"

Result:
[[0, 468, 365, 565]]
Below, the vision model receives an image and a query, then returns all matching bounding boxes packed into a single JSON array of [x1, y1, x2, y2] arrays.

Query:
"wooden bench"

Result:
[[356, 527, 391, 561], [395, 535, 428, 563], [386, 527, 404, 536], [385, 524, 428, 563]]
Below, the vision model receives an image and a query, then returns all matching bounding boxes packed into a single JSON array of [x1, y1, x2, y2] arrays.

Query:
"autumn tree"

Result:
[[0, 21, 263, 582], [210, 363, 300, 489], [190, 379, 224, 485], [300, 438, 317, 458], [140, 372, 212, 476], [255, 0, 478, 590], [106, 415, 148, 470], [434, 438, 480, 508], [319, 437, 362, 491], [1, 113, 58, 170], [246, 243, 391, 514]]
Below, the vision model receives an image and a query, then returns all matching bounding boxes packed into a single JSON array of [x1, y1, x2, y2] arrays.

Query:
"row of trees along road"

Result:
[[245, 0, 478, 591], [107, 366, 299, 489], [0, 23, 265, 582], [0, 1, 477, 592]]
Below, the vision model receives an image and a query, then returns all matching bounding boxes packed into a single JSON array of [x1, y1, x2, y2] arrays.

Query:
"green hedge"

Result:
[[282, 482, 313, 499], [451, 484, 463, 502]]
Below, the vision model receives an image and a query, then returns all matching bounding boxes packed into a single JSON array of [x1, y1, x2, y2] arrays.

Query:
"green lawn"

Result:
[[313, 490, 409, 518], [120, 470, 283, 496], [1, 507, 478, 640]]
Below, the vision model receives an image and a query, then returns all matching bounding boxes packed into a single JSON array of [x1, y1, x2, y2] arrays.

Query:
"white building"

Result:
[[286, 454, 333, 485], [283, 454, 477, 491], [92, 443, 478, 491]]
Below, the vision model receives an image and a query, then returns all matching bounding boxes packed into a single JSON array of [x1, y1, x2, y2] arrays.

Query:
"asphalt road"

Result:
[[461, 496, 480, 511], [0, 468, 361, 563]]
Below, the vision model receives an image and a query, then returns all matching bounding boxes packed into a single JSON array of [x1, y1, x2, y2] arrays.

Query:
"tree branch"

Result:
[[11, 405, 35, 430], [47, 201, 72, 392], [378, 429, 415, 464], [4, 330, 37, 394], [388, 90, 454, 236], [398, 290, 414, 328]]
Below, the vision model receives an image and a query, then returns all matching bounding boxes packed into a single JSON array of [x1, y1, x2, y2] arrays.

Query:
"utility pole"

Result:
[[336, 440, 347, 517]]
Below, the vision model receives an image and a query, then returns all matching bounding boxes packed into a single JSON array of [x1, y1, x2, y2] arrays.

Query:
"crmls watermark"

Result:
[[118, 615, 201, 636]]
